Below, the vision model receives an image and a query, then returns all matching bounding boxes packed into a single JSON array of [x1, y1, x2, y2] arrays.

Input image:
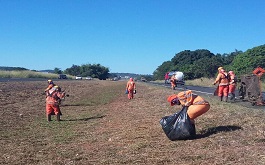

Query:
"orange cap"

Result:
[[167, 94, 178, 106]]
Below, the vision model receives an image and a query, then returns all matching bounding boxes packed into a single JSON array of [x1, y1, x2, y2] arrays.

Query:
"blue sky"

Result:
[[1, 0, 265, 75]]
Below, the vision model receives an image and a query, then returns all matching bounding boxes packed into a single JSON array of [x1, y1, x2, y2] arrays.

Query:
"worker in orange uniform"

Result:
[[170, 73, 177, 90], [126, 78, 136, 99], [228, 71, 237, 101], [167, 90, 210, 124], [46, 86, 65, 121], [164, 72, 169, 84], [213, 67, 229, 102], [45, 80, 56, 92]]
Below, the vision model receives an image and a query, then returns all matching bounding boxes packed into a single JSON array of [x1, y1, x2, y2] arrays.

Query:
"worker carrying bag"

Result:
[[160, 106, 196, 140]]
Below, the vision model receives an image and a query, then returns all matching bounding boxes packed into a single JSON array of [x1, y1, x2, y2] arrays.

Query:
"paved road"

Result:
[[149, 82, 265, 109]]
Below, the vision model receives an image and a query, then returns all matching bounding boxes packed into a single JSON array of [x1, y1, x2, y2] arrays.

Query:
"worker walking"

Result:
[[46, 86, 65, 121], [167, 90, 210, 124], [213, 67, 229, 102], [164, 72, 169, 84], [126, 78, 136, 99], [228, 71, 237, 101], [170, 74, 177, 90]]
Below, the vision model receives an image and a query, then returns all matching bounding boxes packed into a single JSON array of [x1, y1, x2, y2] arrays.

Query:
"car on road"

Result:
[[75, 75, 82, 80], [141, 77, 147, 82], [58, 74, 67, 79], [85, 76, 93, 80]]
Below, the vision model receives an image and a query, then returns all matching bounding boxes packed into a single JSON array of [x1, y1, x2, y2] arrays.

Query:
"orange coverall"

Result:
[[228, 72, 236, 94], [170, 75, 177, 90], [126, 78, 136, 99], [214, 71, 229, 100], [45, 84, 54, 92], [228, 71, 237, 101], [165, 72, 169, 84], [46, 88, 65, 120], [167, 90, 210, 121]]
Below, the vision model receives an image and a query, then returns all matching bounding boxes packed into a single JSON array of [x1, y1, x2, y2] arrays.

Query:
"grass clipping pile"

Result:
[[1, 80, 265, 165]]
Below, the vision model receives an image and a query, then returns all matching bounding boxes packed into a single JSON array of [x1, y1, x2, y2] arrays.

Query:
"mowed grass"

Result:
[[0, 80, 265, 165]]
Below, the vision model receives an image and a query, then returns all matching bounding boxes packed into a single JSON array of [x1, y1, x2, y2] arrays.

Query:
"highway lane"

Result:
[[151, 82, 265, 98], [149, 82, 265, 109]]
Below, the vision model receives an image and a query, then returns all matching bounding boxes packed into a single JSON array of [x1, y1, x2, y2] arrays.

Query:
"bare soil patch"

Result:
[[1, 80, 265, 165]]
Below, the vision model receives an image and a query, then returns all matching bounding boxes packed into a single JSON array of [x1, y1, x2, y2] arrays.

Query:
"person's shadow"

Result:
[[195, 125, 242, 139], [62, 115, 106, 122]]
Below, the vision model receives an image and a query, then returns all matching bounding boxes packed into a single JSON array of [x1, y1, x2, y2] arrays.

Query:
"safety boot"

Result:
[[231, 93, 236, 101], [47, 114, 51, 122], [56, 114, 61, 121], [223, 96, 228, 102], [228, 93, 232, 101], [219, 96, 223, 101]]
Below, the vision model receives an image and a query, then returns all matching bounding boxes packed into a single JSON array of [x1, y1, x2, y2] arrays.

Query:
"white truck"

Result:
[[165, 71, 185, 85]]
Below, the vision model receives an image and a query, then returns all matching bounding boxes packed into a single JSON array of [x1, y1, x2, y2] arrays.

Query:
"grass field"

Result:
[[0, 70, 74, 79], [1, 80, 265, 165]]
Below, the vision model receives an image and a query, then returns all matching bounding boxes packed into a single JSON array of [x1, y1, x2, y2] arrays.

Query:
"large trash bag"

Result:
[[160, 106, 196, 140], [213, 86, 219, 96]]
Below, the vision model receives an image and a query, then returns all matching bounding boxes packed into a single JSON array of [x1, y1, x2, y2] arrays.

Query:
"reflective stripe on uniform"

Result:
[[193, 100, 209, 105]]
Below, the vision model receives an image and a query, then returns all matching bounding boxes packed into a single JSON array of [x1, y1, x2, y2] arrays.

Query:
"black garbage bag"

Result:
[[160, 106, 196, 140]]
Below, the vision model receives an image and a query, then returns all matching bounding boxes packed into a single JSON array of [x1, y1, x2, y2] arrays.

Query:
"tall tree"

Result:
[[153, 61, 172, 80], [231, 45, 265, 75], [54, 67, 62, 74]]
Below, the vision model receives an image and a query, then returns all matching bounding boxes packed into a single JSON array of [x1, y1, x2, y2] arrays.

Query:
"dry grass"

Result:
[[0, 70, 75, 79], [185, 77, 215, 87], [1, 80, 265, 165], [155, 77, 265, 91]]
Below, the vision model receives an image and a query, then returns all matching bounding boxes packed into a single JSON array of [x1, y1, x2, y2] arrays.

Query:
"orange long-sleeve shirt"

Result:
[[214, 73, 229, 86], [126, 80, 136, 91], [46, 88, 65, 105], [177, 90, 209, 106]]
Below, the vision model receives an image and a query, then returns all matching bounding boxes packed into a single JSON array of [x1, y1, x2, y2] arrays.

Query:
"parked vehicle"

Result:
[[85, 76, 93, 80], [75, 75, 82, 80], [141, 77, 147, 82], [58, 74, 67, 79], [165, 71, 185, 85]]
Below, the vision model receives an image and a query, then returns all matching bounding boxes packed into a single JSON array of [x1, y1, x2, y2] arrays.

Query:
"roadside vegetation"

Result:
[[153, 77, 265, 91], [0, 70, 74, 79], [1, 80, 265, 164], [185, 77, 265, 91], [153, 44, 265, 82]]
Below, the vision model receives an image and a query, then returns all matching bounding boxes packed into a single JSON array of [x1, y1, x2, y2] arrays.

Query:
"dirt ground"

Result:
[[1, 80, 265, 165]]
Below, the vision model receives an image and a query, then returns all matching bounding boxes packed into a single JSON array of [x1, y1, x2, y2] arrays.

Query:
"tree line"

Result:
[[59, 64, 110, 80], [2, 44, 264, 81], [153, 44, 265, 80]]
